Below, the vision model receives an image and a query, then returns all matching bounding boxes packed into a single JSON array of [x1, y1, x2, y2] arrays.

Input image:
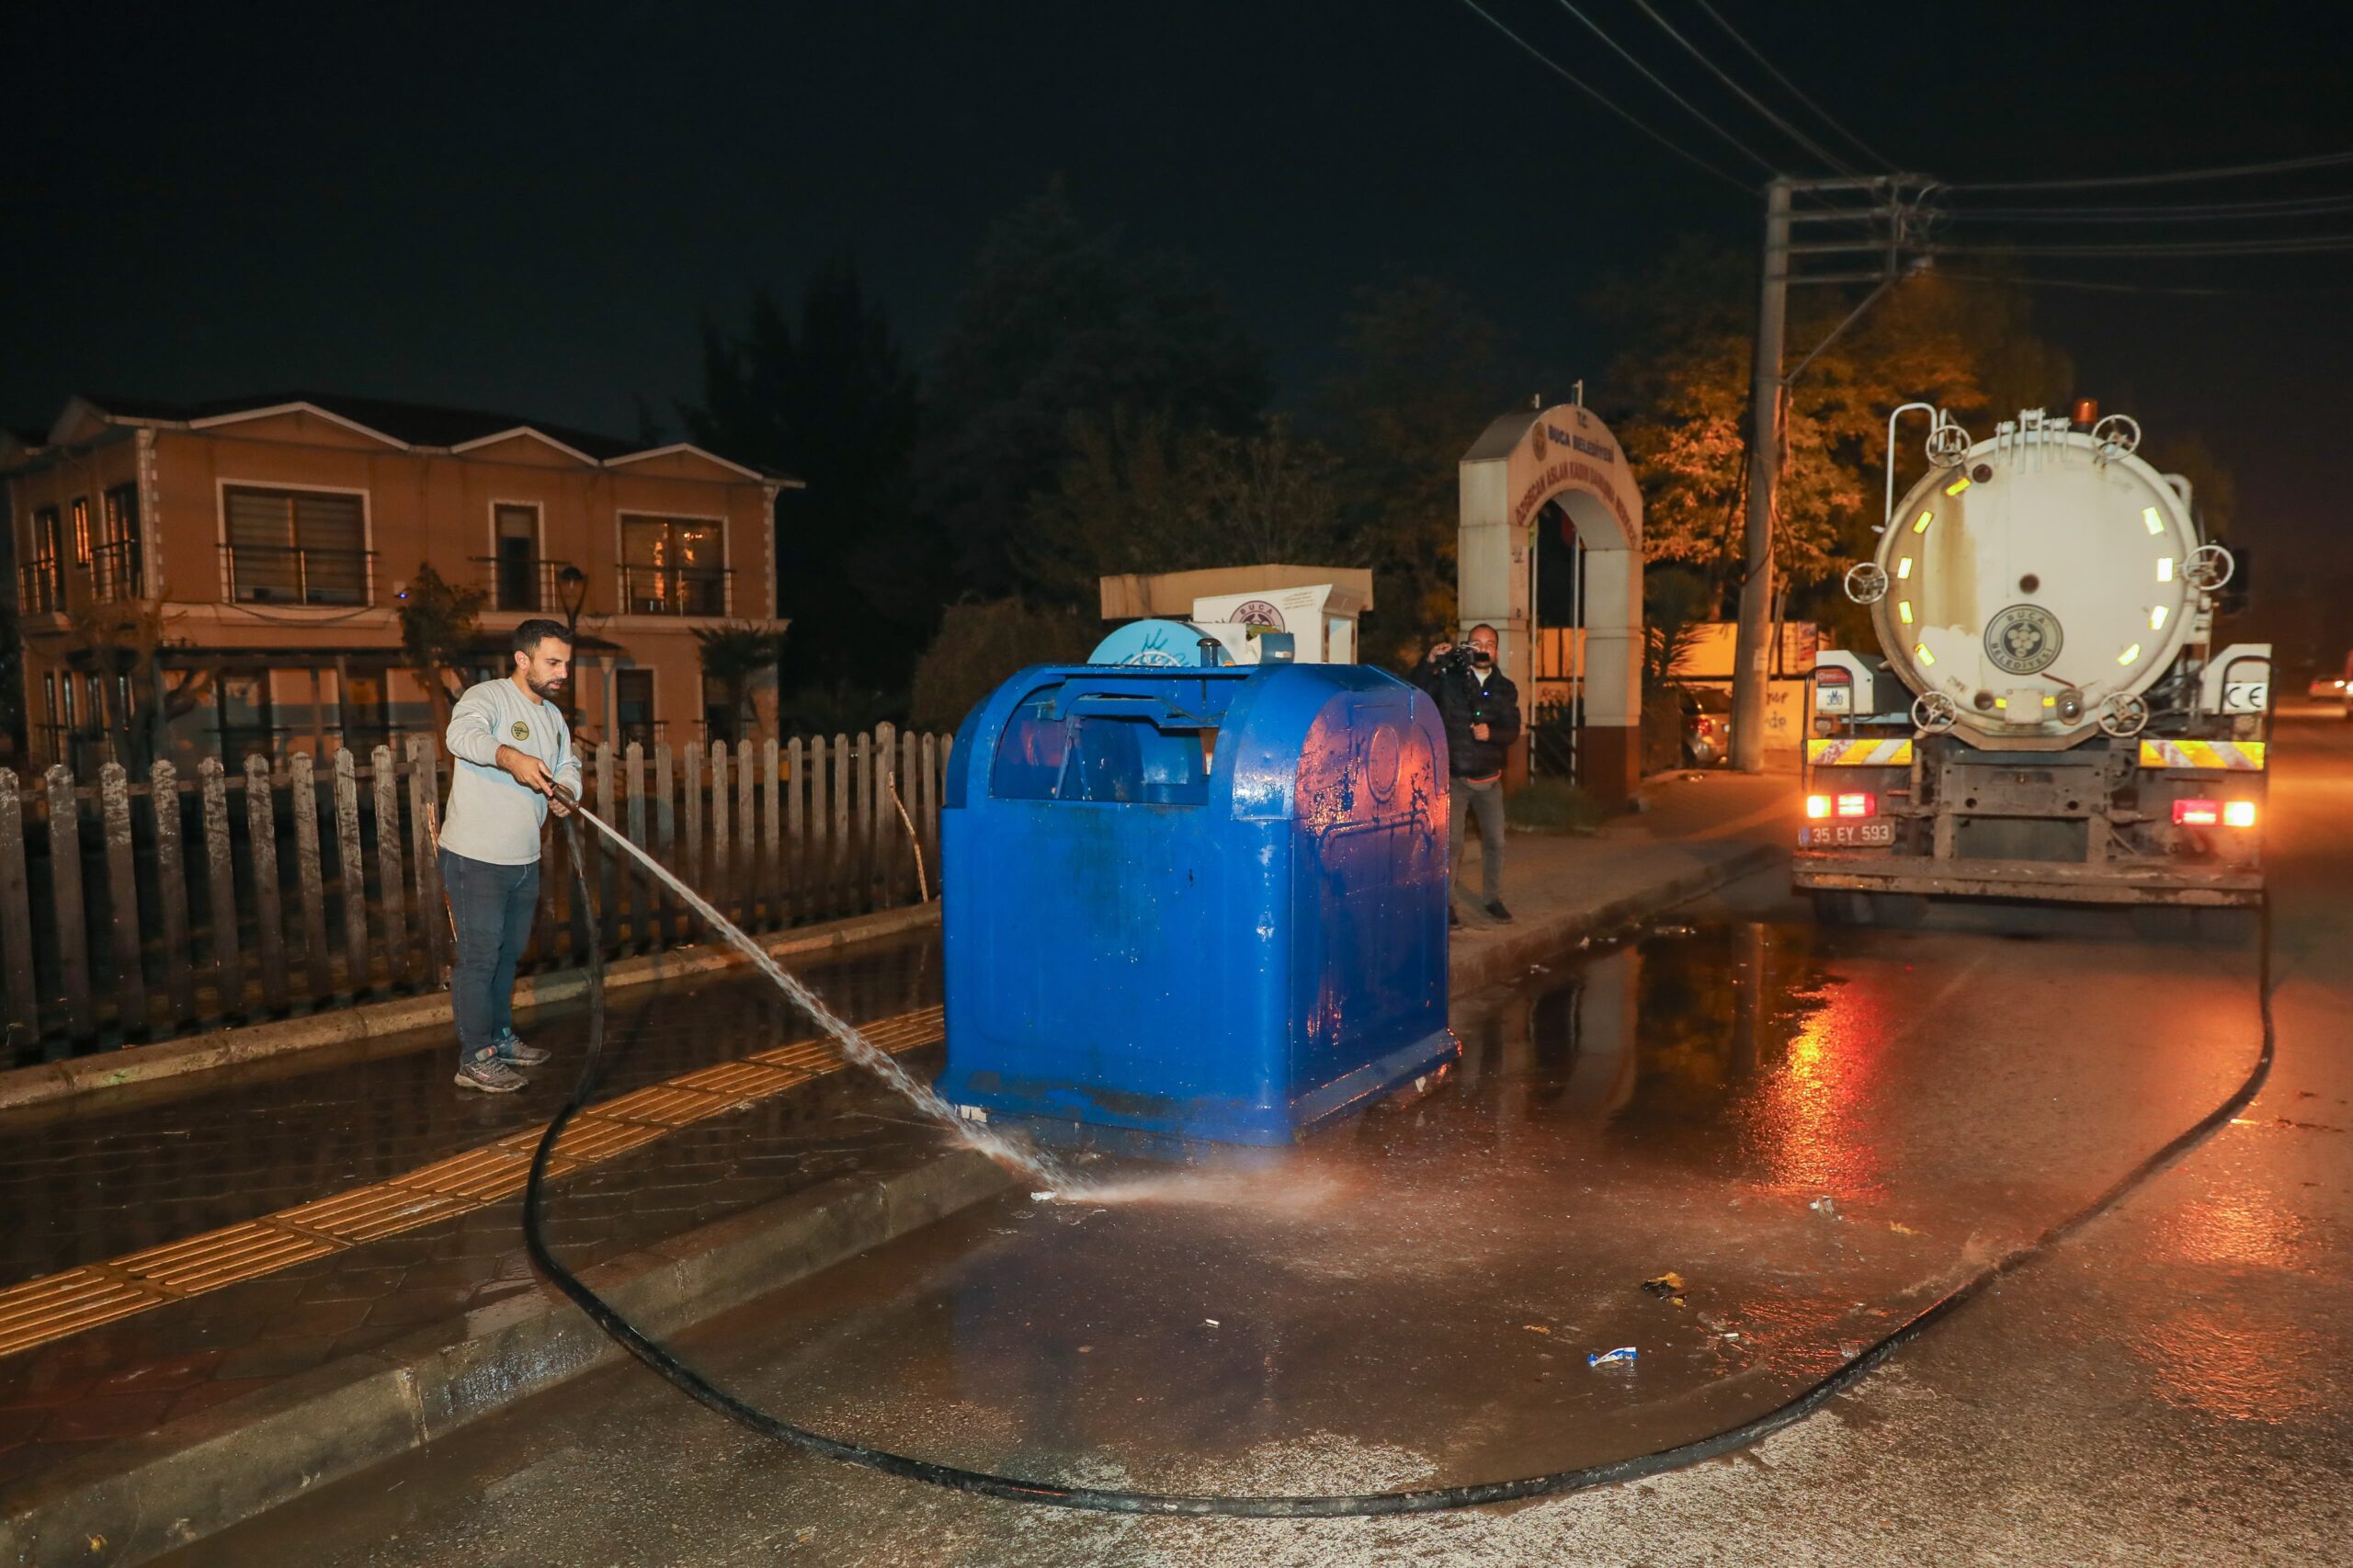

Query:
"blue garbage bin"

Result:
[[937, 661, 1456, 1148]]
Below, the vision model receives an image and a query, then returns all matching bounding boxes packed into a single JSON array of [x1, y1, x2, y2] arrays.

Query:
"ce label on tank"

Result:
[[1984, 605, 2063, 676]]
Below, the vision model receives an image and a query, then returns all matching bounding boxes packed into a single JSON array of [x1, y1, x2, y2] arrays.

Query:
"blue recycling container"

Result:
[[937, 661, 1456, 1147]]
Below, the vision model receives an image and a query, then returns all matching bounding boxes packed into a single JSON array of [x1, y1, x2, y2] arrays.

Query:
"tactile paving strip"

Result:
[[0, 1001, 946, 1360]]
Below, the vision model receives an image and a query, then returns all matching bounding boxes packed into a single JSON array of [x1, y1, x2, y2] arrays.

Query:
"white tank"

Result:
[[1864, 413, 2201, 746]]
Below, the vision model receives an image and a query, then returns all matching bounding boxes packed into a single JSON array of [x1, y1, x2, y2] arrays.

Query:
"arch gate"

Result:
[[1457, 402, 1644, 806]]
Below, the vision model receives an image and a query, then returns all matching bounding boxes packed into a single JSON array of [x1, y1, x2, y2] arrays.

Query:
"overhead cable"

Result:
[[1945, 148, 2353, 192], [1931, 234, 2353, 257], [1449, 0, 1753, 194], [1936, 270, 2353, 298], [1936, 192, 2353, 224], [1626, 0, 1862, 176], [1539, 0, 1780, 176], [1690, 0, 1898, 172]]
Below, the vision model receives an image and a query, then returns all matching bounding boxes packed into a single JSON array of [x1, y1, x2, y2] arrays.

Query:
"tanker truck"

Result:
[[1798, 403, 2270, 915]]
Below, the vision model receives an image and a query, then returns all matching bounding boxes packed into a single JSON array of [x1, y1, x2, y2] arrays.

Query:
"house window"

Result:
[[222, 485, 369, 606], [22, 507, 63, 613], [619, 515, 725, 616], [614, 668, 656, 747], [70, 498, 92, 565], [96, 484, 142, 600], [494, 504, 540, 611], [341, 666, 393, 755], [215, 668, 274, 760]]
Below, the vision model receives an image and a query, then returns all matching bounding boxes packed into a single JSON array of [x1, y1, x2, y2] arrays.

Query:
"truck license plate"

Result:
[[1811, 822, 1893, 847]]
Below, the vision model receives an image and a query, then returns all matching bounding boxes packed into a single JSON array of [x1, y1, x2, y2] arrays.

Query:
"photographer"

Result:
[[1413, 623, 1520, 926]]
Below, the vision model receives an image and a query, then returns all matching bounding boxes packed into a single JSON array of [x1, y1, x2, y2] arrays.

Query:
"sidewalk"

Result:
[[0, 767, 1793, 1562]]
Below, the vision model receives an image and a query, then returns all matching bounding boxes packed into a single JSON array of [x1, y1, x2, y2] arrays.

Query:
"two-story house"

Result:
[[2, 392, 794, 773]]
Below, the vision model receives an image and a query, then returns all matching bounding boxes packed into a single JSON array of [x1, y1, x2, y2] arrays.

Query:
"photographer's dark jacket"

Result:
[[1411, 655, 1522, 780]]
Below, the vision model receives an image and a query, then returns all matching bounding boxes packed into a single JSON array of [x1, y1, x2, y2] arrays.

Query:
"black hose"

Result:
[[526, 815, 2277, 1516]]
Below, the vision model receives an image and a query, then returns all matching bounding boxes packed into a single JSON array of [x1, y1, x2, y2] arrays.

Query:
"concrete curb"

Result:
[[0, 1147, 1017, 1567], [0, 903, 942, 1115], [1449, 841, 1782, 996]]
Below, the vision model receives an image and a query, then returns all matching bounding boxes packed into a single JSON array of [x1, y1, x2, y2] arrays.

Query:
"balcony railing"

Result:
[[16, 559, 64, 615], [470, 556, 591, 615], [618, 562, 728, 617], [220, 543, 373, 607], [83, 539, 144, 602], [614, 717, 667, 749]]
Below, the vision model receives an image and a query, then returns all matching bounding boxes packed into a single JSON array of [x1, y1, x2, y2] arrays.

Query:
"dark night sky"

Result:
[[11, 1, 2348, 650]]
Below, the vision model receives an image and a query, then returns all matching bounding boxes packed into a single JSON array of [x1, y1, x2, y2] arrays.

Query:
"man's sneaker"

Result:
[[1485, 900, 1515, 924], [455, 1056, 528, 1093], [493, 1032, 551, 1066]]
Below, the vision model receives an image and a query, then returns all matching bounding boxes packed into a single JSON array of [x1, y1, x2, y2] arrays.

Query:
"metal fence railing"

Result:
[[0, 724, 947, 1061]]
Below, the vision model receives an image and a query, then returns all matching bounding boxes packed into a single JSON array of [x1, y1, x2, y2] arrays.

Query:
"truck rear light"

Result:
[[2223, 800, 2256, 828], [2174, 800, 2220, 827], [1806, 793, 1832, 820], [1836, 791, 1876, 819]]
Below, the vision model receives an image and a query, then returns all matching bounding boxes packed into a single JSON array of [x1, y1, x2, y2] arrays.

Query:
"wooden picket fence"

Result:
[[0, 725, 949, 1062]]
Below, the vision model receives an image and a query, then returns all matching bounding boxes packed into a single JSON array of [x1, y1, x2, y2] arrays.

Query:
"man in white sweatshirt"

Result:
[[439, 619, 583, 1092]]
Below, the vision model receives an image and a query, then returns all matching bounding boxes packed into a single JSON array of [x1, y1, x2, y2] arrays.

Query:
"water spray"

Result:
[[527, 801, 2279, 1517], [553, 794, 1062, 1186]]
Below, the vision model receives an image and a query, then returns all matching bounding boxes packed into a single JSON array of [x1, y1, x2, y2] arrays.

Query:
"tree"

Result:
[[908, 597, 1097, 734], [396, 562, 485, 733], [692, 620, 790, 740], [1017, 410, 1348, 608], [915, 183, 1271, 597], [1591, 245, 2018, 644], [682, 259, 925, 694], [1316, 278, 1514, 667], [57, 588, 218, 767]]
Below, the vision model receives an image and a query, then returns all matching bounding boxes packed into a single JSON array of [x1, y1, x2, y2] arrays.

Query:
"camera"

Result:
[[1434, 644, 1487, 677]]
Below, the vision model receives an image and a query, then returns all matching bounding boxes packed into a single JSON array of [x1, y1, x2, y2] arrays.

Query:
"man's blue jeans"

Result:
[[439, 847, 540, 1065]]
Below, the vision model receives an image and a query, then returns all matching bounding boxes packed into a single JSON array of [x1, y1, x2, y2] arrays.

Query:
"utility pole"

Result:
[[1730, 176, 1790, 774], [1727, 173, 1929, 773]]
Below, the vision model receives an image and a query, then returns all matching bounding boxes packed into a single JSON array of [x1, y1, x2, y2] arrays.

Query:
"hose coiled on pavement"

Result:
[[525, 812, 2278, 1517]]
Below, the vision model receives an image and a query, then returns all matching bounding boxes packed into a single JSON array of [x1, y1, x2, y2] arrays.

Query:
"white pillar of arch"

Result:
[[1459, 403, 1645, 804]]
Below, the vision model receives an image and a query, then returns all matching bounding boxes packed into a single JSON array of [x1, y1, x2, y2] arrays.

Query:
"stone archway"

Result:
[[1458, 403, 1644, 805]]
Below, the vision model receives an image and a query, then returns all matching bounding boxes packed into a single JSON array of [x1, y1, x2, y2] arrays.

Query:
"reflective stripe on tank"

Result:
[[2137, 739, 2267, 771], [1806, 738, 1914, 766]]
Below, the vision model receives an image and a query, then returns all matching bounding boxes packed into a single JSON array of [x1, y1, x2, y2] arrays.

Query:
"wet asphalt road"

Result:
[[165, 715, 2350, 1566]]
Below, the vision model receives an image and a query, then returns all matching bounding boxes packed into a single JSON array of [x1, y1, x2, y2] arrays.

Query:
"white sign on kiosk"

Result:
[[1192, 584, 1342, 665]]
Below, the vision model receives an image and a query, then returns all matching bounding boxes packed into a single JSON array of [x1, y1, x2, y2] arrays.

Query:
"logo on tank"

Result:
[[1984, 605, 2063, 676]]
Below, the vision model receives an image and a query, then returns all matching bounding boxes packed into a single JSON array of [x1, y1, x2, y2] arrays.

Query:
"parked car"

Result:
[[1680, 687, 1733, 767]]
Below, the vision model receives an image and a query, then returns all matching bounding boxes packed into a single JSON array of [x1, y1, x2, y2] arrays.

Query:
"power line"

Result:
[[1689, 0, 1898, 173], [1933, 271, 2243, 298], [1937, 270, 2353, 299], [1936, 192, 2353, 224], [1931, 234, 2353, 257], [1625, 0, 1862, 176], [1539, 0, 1779, 176], [1448, 0, 1754, 194], [1944, 148, 2353, 193]]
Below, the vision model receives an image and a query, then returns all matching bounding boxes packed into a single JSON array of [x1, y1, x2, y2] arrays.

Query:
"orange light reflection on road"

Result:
[[1745, 971, 1897, 1202]]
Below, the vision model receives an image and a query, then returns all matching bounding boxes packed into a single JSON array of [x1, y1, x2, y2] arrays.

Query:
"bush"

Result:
[[1506, 777, 1609, 835], [909, 597, 1097, 733]]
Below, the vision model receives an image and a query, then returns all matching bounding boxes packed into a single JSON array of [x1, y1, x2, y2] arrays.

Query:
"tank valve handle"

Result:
[[1911, 692, 1959, 733], [2098, 693, 2150, 738], [2185, 543, 2234, 591], [1843, 562, 1889, 605], [1926, 419, 1972, 467], [2090, 414, 2141, 463]]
